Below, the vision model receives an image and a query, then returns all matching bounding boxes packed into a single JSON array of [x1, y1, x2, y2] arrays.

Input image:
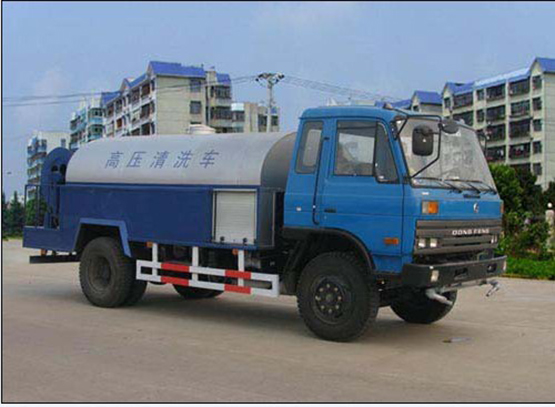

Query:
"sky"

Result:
[[3, 1, 555, 197]]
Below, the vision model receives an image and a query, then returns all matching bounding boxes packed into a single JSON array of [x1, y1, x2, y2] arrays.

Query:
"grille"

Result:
[[414, 219, 502, 255]]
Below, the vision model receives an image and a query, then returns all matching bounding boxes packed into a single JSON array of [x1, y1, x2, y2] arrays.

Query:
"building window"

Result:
[[444, 97, 451, 110], [487, 124, 506, 141], [210, 106, 232, 120], [532, 75, 542, 90], [533, 119, 542, 132], [510, 100, 530, 117], [190, 79, 202, 93], [486, 84, 505, 100], [453, 92, 473, 109], [509, 119, 531, 139], [511, 163, 531, 173], [533, 163, 542, 176], [61, 139, 66, 149], [533, 141, 542, 154], [533, 97, 542, 111], [509, 143, 531, 159], [232, 111, 245, 122], [453, 111, 473, 126], [509, 79, 530, 96], [211, 86, 231, 99], [486, 145, 505, 162], [477, 109, 485, 123], [190, 101, 202, 115], [271, 115, 279, 126], [476, 89, 484, 100], [486, 105, 506, 121]]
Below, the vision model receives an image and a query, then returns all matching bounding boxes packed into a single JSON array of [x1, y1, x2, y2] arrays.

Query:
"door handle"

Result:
[[324, 208, 337, 213]]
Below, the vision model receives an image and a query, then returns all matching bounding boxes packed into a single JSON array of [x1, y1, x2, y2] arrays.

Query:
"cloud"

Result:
[[15, 67, 72, 132], [254, 2, 360, 33]]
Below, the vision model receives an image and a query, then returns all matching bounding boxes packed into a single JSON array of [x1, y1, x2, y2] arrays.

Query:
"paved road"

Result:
[[2, 239, 555, 402]]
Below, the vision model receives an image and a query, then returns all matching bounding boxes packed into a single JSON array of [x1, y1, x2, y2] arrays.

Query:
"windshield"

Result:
[[398, 117, 496, 192]]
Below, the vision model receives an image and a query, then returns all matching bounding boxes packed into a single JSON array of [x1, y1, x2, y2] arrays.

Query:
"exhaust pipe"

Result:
[[425, 288, 453, 306]]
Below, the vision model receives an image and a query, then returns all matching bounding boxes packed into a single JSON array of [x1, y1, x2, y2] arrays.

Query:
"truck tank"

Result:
[[66, 132, 296, 188], [61, 132, 296, 248]]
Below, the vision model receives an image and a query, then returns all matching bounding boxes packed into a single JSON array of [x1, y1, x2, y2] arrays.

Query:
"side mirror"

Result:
[[412, 125, 435, 156], [440, 119, 459, 134]]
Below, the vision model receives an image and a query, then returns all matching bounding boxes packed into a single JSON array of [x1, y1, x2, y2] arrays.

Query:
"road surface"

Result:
[[2, 239, 555, 402]]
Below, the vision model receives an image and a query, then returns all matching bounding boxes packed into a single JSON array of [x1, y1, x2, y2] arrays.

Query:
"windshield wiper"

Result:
[[446, 179, 496, 195], [465, 180, 497, 194], [415, 177, 462, 193]]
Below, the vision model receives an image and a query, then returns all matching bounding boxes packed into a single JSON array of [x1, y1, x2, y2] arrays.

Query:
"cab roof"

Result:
[[301, 105, 400, 122], [301, 105, 442, 122]]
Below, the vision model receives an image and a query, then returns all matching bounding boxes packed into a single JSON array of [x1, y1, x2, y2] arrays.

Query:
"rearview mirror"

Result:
[[412, 125, 434, 156], [440, 119, 459, 134]]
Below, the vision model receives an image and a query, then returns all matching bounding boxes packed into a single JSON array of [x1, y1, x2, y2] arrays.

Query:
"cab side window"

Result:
[[295, 121, 323, 174], [334, 121, 398, 182]]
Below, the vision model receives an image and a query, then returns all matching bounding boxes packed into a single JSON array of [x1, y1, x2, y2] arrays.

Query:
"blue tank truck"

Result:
[[24, 105, 505, 341]]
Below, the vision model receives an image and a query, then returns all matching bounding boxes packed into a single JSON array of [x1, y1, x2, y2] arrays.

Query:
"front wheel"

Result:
[[390, 290, 457, 324], [297, 252, 379, 342]]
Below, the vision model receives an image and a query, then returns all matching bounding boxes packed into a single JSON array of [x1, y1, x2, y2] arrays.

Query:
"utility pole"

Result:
[[256, 73, 284, 132]]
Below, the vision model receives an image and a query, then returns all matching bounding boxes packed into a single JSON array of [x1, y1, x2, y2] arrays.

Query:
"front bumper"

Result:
[[401, 255, 506, 288]]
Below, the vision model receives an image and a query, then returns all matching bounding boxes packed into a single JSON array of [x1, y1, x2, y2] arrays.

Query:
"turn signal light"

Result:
[[422, 201, 439, 215]]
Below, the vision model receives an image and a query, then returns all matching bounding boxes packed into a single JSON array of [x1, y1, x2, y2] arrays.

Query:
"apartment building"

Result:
[[373, 90, 442, 114], [69, 97, 103, 151], [442, 57, 555, 189], [102, 61, 233, 137], [27, 131, 69, 185], [231, 102, 280, 133]]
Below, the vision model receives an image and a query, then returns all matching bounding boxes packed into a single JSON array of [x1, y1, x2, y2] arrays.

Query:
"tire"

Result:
[[173, 285, 223, 300], [79, 237, 138, 308], [391, 290, 457, 324], [297, 252, 379, 342], [124, 279, 148, 306]]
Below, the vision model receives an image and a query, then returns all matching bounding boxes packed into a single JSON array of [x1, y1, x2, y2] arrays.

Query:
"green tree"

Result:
[[544, 181, 555, 208], [515, 169, 543, 216], [2, 191, 8, 239], [25, 198, 47, 227], [489, 164, 523, 214], [6, 191, 25, 236]]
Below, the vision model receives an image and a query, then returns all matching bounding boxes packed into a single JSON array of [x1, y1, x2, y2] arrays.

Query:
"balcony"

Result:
[[509, 144, 531, 159], [486, 85, 505, 101]]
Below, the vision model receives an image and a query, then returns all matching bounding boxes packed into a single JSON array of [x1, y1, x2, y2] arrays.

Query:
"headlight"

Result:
[[417, 238, 427, 248], [430, 269, 440, 283], [429, 238, 439, 248], [422, 201, 439, 215]]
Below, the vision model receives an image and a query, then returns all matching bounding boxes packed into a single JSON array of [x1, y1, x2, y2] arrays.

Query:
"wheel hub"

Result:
[[313, 279, 349, 323]]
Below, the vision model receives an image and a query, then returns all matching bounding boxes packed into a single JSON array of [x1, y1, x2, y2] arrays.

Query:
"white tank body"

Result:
[[66, 132, 296, 188]]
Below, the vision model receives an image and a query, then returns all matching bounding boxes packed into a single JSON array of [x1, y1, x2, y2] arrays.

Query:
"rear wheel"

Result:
[[173, 285, 223, 299], [297, 252, 379, 342], [391, 290, 457, 324], [79, 237, 145, 307]]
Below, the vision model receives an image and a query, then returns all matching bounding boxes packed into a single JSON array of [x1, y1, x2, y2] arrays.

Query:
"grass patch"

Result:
[[505, 257, 555, 281]]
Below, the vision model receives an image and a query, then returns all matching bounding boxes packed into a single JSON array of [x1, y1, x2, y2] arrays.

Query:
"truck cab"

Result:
[[283, 106, 504, 339]]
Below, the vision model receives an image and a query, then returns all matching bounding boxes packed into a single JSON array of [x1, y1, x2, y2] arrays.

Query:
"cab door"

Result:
[[319, 119, 404, 258], [284, 120, 329, 228]]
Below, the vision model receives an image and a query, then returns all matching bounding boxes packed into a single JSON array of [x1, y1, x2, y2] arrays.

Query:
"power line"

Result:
[[280, 75, 400, 102], [2, 76, 259, 107]]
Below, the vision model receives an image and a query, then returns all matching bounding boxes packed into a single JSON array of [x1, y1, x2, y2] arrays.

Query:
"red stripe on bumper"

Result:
[[225, 270, 252, 279], [161, 276, 189, 287], [161, 262, 190, 273], [225, 284, 251, 294]]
